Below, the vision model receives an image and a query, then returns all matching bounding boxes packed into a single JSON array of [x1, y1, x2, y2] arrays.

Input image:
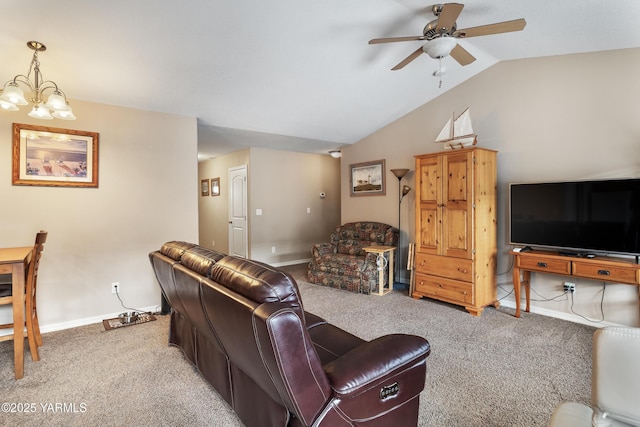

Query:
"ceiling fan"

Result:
[[369, 3, 526, 70]]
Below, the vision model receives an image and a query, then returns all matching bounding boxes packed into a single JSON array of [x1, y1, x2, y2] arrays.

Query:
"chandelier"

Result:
[[0, 41, 76, 120]]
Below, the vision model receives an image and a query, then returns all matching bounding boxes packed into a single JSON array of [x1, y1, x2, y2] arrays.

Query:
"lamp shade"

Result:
[[1, 82, 28, 106], [53, 107, 76, 120], [391, 168, 409, 179], [0, 100, 19, 111], [422, 37, 458, 59], [45, 92, 69, 111], [28, 105, 53, 120]]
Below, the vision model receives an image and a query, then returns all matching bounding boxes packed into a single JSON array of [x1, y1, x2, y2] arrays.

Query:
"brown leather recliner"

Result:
[[150, 241, 431, 426]]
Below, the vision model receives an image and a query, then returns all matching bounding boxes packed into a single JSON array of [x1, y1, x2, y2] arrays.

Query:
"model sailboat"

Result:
[[435, 107, 477, 150]]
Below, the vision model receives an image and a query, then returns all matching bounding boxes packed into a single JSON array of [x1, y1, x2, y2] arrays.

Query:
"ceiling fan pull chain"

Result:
[[438, 58, 443, 88]]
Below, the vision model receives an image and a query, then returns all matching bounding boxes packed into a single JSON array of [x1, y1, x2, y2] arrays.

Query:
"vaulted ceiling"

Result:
[[2, 1, 639, 159]]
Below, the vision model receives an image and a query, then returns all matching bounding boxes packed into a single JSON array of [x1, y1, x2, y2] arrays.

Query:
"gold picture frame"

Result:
[[211, 177, 220, 196], [12, 123, 99, 188]]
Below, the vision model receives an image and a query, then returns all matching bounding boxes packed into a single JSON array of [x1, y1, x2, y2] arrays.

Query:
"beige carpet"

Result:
[[0, 264, 594, 426]]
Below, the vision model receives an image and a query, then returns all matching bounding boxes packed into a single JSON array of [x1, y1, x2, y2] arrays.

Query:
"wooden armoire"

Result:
[[413, 147, 498, 316]]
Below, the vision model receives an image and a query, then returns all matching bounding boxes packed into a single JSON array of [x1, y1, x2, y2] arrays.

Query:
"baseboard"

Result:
[[1, 297, 622, 338], [271, 258, 310, 267], [498, 300, 623, 328], [0, 305, 160, 337]]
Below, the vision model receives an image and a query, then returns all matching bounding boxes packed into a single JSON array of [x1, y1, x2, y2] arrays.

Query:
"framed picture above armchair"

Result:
[[350, 159, 386, 196]]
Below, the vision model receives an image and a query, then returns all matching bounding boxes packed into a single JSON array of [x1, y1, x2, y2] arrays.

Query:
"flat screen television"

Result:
[[509, 178, 640, 256]]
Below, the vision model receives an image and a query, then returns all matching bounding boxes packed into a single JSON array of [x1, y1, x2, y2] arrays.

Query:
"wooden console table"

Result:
[[363, 245, 395, 296], [511, 249, 640, 318]]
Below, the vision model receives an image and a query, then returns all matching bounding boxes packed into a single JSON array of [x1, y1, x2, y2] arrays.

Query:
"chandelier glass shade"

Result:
[[0, 41, 76, 120]]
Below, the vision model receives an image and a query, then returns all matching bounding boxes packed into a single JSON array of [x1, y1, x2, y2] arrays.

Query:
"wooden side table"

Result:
[[363, 245, 396, 296]]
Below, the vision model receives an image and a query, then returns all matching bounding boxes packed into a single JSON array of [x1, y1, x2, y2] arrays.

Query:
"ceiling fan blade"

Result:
[[455, 18, 526, 38], [369, 36, 425, 44], [450, 44, 475, 66], [435, 3, 464, 31], [391, 47, 424, 70]]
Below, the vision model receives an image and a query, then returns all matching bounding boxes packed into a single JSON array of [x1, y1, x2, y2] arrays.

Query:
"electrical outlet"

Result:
[[271, 246, 276, 253], [563, 282, 576, 293], [111, 282, 120, 294]]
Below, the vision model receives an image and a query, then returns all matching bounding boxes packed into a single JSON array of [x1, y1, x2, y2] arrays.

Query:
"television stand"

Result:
[[511, 249, 640, 318], [557, 250, 580, 257]]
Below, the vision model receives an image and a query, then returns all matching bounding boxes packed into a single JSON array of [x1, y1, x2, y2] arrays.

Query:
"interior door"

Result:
[[228, 165, 248, 258]]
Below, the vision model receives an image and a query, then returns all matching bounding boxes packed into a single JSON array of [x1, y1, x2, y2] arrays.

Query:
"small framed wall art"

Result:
[[350, 159, 386, 197], [12, 123, 99, 188], [201, 179, 210, 196], [211, 177, 220, 196]]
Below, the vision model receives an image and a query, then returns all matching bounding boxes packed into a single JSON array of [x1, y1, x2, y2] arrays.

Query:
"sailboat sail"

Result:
[[435, 116, 453, 142], [435, 107, 477, 150]]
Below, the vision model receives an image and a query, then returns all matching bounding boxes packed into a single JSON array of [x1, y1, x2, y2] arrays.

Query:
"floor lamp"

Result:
[[390, 168, 412, 286]]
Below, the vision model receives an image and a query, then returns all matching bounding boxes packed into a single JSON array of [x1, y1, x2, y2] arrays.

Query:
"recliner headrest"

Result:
[[160, 241, 197, 261], [181, 246, 226, 277], [210, 256, 304, 318]]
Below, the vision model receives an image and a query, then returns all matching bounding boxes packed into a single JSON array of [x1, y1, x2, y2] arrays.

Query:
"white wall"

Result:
[[0, 99, 198, 331], [342, 48, 640, 327]]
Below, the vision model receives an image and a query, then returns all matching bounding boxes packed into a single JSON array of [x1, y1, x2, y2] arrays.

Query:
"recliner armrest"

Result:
[[304, 311, 326, 329], [324, 334, 430, 399]]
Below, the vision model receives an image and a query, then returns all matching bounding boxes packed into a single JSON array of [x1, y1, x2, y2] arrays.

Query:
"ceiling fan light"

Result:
[[28, 104, 53, 120], [1, 82, 28, 106], [422, 37, 458, 59]]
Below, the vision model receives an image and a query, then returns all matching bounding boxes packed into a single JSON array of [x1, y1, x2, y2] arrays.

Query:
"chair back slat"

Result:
[[27, 231, 47, 296]]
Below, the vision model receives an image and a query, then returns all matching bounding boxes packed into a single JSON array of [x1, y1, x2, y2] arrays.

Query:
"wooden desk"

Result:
[[0, 246, 32, 379], [512, 249, 640, 318], [363, 245, 396, 296]]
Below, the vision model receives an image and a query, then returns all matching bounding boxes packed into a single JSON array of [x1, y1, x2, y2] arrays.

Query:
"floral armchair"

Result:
[[307, 222, 399, 294]]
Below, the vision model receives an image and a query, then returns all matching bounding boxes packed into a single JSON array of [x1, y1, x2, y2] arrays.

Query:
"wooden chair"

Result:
[[0, 231, 48, 362]]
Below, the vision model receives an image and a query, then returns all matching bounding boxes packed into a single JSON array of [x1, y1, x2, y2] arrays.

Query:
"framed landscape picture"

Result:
[[350, 159, 386, 196], [12, 123, 99, 188]]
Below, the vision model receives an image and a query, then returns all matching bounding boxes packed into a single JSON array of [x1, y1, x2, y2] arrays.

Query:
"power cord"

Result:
[[496, 251, 515, 277], [496, 283, 513, 301], [497, 248, 611, 322], [569, 282, 606, 323], [497, 282, 568, 303], [499, 280, 606, 323], [114, 287, 160, 316], [529, 286, 569, 303]]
